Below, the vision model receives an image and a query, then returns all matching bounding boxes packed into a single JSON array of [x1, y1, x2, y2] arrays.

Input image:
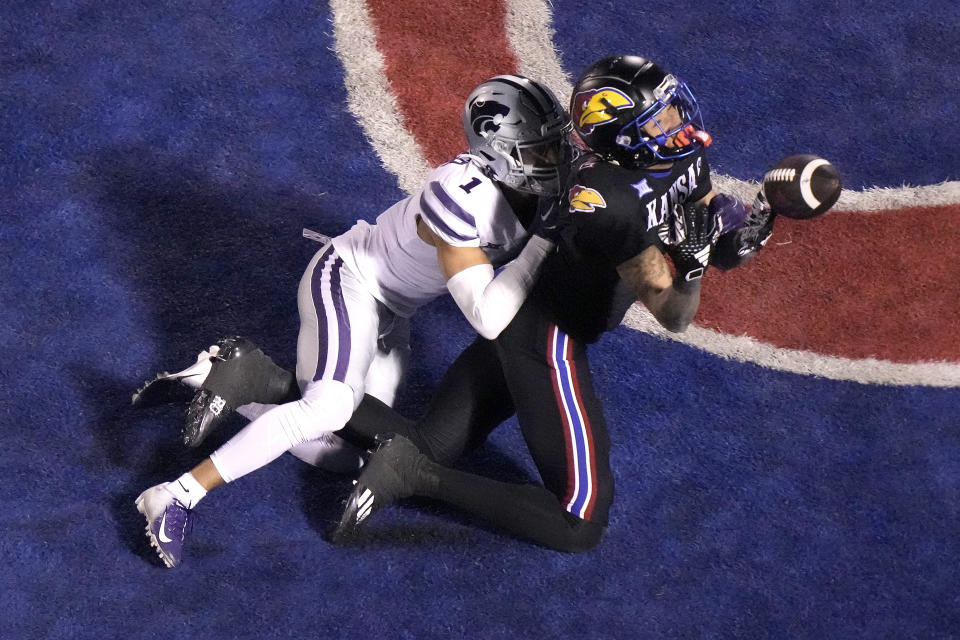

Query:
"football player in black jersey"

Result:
[[329, 55, 780, 552], [153, 56, 776, 552]]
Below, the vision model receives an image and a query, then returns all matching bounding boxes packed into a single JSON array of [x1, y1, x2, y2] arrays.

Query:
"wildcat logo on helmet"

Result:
[[573, 88, 635, 134], [469, 101, 511, 137], [569, 185, 607, 213]]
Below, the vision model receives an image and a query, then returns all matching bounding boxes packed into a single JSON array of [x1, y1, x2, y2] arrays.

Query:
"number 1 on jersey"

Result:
[[460, 177, 482, 194]]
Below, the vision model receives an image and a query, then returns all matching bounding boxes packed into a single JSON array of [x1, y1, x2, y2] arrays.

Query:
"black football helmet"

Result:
[[462, 75, 570, 196], [569, 55, 708, 168]]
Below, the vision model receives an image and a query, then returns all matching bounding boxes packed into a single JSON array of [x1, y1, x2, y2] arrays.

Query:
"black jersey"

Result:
[[532, 148, 713, 342]]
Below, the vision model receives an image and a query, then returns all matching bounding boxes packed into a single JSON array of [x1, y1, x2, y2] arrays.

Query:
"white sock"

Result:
[[208, 380, 355, 483], [166, 472, 208, 509]]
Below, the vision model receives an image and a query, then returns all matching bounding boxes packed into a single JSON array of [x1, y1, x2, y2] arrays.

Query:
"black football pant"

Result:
[[343, 300, 614, 552]]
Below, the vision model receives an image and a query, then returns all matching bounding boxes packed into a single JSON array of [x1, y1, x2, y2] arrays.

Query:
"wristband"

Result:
[[672, 273, 703, 294]]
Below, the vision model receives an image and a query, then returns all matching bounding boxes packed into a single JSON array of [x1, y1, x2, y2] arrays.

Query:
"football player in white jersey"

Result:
[[134, 75, 570, 568]]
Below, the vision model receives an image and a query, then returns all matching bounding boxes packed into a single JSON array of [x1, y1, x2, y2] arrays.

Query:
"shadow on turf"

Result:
[[76, 360, 259, 566], [73, 145, 323, 566], [76, 143, 333, 383]]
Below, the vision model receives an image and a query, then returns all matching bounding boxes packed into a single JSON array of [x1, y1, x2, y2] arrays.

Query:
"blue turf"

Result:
[[2, 1, 958, 638], [552, 0, 960, 189]]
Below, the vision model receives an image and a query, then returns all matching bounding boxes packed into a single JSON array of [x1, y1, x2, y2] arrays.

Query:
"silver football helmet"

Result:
[[462, 75, 570, 196]]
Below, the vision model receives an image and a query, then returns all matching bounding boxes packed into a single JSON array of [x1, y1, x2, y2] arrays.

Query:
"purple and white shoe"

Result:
[[135, 483, 191, 568]]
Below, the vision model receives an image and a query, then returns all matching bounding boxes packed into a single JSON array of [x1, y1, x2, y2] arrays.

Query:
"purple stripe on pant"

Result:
[[310, 245, 351, 382]]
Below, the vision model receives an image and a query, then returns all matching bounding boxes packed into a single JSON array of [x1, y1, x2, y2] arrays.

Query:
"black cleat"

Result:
[[182, 387, 228, 448], [181, 336, 256, 447], [181, 336, 298, 447], [331, 434, 428, 542]]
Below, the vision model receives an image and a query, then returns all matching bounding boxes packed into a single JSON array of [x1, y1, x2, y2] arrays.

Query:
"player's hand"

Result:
[[709, 189, 776, 271], [665, 200, 721, 283], [742, 188, 776, 248], [531, 195, 562, 241]]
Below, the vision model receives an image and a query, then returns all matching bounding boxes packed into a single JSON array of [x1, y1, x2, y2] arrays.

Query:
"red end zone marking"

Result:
[[368, 0, 518, 167], [363, 0, 956, 367], [698, 204, 960, 363]]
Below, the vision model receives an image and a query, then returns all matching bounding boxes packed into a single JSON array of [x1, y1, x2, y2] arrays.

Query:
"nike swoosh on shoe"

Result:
[[159, 513, 173, 543]]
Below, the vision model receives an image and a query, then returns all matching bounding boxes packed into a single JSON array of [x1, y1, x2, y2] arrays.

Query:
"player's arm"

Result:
[[418, 218, 554, 340], [617, 246, 701, 333], [616, 193, 722, 333]]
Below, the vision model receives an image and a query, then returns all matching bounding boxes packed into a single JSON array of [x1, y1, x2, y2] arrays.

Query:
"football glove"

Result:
[[531, 194, 563, 241], [665, 200, 721, 283], [710, 189, 776, 271]]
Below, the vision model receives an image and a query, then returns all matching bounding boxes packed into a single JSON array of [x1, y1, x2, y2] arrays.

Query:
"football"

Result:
[[762, 154, 843, 219]]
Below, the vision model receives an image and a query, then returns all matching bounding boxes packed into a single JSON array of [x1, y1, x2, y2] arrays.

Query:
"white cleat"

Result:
[[131, 345, 219, 407]]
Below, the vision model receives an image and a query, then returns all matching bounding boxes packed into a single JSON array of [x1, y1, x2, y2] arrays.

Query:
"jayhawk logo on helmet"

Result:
[[569, 185, 607, 213], [573, 87, 634, 134]]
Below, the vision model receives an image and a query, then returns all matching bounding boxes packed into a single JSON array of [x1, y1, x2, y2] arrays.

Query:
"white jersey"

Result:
[[332, 154, 531, 317]]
